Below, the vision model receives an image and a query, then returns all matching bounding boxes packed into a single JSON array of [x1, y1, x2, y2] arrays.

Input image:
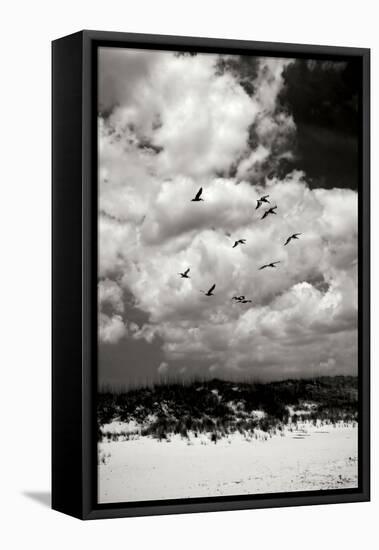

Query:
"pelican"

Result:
[[259, 261, 281, 270], [260, 194, 270, 204], [284, 233, 302, 246], [191, 187, 204, 202], [261, 206, 277, 219], [179, 268, 190, 278], [201, 283, 216, 296], [232, 239, 246, 248]]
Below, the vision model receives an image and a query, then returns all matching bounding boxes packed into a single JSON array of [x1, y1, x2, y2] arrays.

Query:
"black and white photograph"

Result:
[[2, 0, 376, 541], [97, 46, 361, 504]]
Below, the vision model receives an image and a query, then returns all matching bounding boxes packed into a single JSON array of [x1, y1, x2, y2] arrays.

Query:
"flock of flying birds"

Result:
[[178, 187, 302, 304]]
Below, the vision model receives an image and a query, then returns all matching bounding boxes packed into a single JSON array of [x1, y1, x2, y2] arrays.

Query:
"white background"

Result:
[[0, 1, 376, 548]]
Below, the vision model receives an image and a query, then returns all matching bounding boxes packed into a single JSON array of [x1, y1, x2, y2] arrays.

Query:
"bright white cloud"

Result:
[[99, 313, 127, 344], [97, 48, 358, 380], [99, 48, 259, 180]]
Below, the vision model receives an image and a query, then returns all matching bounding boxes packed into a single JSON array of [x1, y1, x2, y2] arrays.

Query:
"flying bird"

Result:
[[284, 233, 302, 246], [178, 268, 190, 278], [232, 239, 246, 248], [261, 205, 277, 220], [201, 283, 216, 296], [259, 195, 270, 204], [191, 187, 204, 202], [232, 295, 252, 303], [259, 261, 281, 270]]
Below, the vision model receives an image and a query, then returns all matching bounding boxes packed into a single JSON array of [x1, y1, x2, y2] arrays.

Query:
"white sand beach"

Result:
[[98, 423, 358, 503]]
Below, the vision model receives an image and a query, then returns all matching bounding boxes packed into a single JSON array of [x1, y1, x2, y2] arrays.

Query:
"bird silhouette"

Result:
[[259, 261, 281, 270], [284, 233, 302, 246], [179, 268, 190, 278], [191, 187, 204, 202], [232, 295, 252, 303], [201, 283, 216, 296], [232, 239, 246, 248], [259, 195, 270, 204], [261, 206, 277, 219]]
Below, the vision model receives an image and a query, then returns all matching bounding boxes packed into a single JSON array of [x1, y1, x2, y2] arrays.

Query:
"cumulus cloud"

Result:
[[99, 48, 258, 180], [129, 322, 157, 344], [99, 313, 127, 344], [97, 47, 358, 381], [98, 279, 124, 313], [157, 361, 169, 375]]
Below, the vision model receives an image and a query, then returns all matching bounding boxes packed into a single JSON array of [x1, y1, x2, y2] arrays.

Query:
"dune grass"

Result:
[[97, 376, 358, 441]]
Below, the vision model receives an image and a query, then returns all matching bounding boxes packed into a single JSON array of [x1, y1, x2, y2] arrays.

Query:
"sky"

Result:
[[97, 47, 360, 388]]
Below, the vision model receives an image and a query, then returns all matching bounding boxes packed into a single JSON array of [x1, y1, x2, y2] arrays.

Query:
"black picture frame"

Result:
[[52, 30, 370, 520]]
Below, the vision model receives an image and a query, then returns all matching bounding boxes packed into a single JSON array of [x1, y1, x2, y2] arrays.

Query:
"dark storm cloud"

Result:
[[214, 56, 360, 189], [278, 59, 360, 189]]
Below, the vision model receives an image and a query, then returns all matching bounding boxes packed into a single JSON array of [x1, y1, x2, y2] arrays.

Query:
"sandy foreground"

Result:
[[98, 423, 358, 503]]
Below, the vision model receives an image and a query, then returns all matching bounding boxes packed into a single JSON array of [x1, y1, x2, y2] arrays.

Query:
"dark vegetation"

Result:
[[98, 376, 358, 441]]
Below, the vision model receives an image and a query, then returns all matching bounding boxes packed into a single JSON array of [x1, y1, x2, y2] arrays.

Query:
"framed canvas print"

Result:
[[52, 30, 370, 520]]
